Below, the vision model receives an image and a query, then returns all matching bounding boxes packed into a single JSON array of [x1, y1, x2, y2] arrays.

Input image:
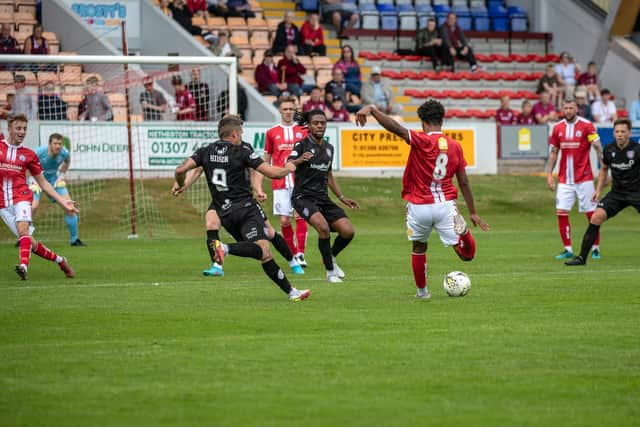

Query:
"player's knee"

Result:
[[412, 241, 427, 254], [341, 227, 355, 240], [256, 240, 270, 261], [591, 209, 607, 225], [280, 216, 292, 227]]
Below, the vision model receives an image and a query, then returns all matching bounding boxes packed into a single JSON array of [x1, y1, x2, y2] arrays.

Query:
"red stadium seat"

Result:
[[475, 53, 490, 62], [401, 70, 420, 80], [446, 90, 466, 99], [358, 51, 378, 60], [502, 72, 519, 81], [494, 54, 511, 62], [544, 53, 561, 62], [405, 89, 422, 97], [484, 73, 501, 81], [404, 55, 422, 62], [468, 91, 485, 99], [419, 71, 436, 80], [429, 90, 447, 99], [449, 72, 464, 81]]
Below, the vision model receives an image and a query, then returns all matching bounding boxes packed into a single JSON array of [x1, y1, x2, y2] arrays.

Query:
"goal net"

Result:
[[0, 54, 237, 242]]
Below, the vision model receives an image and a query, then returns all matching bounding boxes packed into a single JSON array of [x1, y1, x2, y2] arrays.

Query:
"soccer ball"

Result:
[[443, 271, 471, 297]]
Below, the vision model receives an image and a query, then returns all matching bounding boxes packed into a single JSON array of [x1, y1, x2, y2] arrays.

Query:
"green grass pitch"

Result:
[[1, 176, 638, 426]]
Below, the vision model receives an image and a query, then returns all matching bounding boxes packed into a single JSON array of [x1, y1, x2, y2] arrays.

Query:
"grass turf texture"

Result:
[[1, 176, 638, 426]]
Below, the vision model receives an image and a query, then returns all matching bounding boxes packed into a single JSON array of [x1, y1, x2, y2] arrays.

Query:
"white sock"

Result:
[[55, 256, 63, 263], [565, 246, 573, 253], [222, 243, 229, 255], [213, 262, 222, 268], [288, 258, 299, 267]]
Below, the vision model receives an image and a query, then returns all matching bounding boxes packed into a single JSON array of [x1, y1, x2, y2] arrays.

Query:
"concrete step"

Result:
[[498, 159, 546, 175]]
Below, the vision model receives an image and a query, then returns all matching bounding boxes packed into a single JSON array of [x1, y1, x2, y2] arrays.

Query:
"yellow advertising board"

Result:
[[340, 128, 476, 169]]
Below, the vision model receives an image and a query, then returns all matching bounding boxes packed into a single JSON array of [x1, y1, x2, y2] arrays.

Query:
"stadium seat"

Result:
[[398, 3, 417, 31], [360, 4, 380, 30], [433, 4, 450, 26], [300, 0, 318, 12], [471, 6, 490, 31], [508, 6, 528, 32], [378, 3, 398, 31], [489, 5, 509, 31], [452, 5, 472, 31]]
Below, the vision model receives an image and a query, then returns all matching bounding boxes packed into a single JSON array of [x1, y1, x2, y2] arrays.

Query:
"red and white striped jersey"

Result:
[[0, 136, 42, 208], [264, 123, 308, 190], [403, 130, 467, 204], [549, 117, 600, 184]]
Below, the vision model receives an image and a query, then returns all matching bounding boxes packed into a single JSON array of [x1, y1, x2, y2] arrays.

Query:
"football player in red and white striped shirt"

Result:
[[0, 114, 78, 280], [356, 99, 489, 299], [546, 99, 603, 260], [256, 95, 309, 268]]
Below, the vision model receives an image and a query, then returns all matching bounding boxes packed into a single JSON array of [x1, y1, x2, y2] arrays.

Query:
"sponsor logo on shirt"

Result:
[[627, 150, 635, 159], [310, 162, 331, 171], [611, 160, 634, 170]]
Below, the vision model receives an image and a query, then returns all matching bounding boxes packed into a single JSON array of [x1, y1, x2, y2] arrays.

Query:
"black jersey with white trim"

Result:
[[288, 136, 334, 199], [602, 141, 640, 196]]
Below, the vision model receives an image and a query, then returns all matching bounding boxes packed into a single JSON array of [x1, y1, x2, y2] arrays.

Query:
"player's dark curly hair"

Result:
[[295, 109, 326, 126], [417, 99, 445, 126]]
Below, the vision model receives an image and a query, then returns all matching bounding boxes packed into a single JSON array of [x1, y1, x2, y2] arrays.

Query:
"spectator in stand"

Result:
[[537, 64, 563, 110], [78, 76, 112, 121], [327, 96, 350, 122], [325, 67, 361, 113], [169, 0, 217, 43], [23, 24, 49, 55], [415, 18, 443, 71], [272, 11, 304, 55], [0, 93, 15, 119], [495, 95, 516, 125], [140, 77, 168, 121], [206, 0, 229, 17], [227, 0, 255, 19], [216, 86, 248, 120], [302, 86, 327, 113], [187, 0, 208, 20], [575, 89, 593, 122], [361, 66, 398, 115], [516, 100, 536, 125], [255, 50, 287, 97], [577, 61, 600, 102], [440, 12, 478, 72], [321, 0, 358, 39], [0, 23, 19, 54], [13, 75, 38, 121], [187, 68, 211, 121], [160, 0, 172, 16], [533, 91, 558, 124], [591, 88, 618, 124], [172, 75, 196, 121], [38, 81, 67, 121], [555, 52, 580, 100], [277, 44, 306, 97], [333, 44, 361, 96], [630, 89, 640, 122], [209, 31, 243, 70], [300, 13, 326, 57]]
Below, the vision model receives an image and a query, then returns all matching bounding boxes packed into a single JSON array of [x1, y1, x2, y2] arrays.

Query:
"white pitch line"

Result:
[[1, 268, 639, 291]]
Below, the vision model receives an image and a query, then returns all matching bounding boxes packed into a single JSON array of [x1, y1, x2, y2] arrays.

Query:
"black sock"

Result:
[[331, 235, 353, 257], [579, 223, 600, 260], [228, 242, 263, 260], [319, 237, 333, 270], [261, 259, 292, 294], [206, 229, 220, 263], [270, 232, 293, 261]]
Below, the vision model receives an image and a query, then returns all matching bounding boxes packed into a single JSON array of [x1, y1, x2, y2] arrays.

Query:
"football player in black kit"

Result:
[[174, 115, 312, 301], [285, 109, 360, 283], [566, 118, 640, 266]]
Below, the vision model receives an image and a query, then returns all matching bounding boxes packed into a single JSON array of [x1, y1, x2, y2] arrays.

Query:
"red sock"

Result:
[[281, 223, 297, 254], [33, 241, 58, 262], [454, 230, 476, 260], [585, 212, 600, 246], [18, 236, 32, 266], [411, 252, 427, 289], [295, 217, 307, 254], [557, 214, 571, 248]]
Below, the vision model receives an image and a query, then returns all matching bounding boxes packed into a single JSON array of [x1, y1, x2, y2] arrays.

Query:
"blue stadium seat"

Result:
[[487, 0, 504, 9], [300, 0, 318, 12], [452, 5, 471, 31], [398, 3, 417, 31], [471, 6, 490, 31], [433, 4, 451, 26], [378, 3, 398, 31], [489, 5, 509, 31], [508, 6, 528, 32], [359, 3, 379, 30], [416, 4, 435, 30]]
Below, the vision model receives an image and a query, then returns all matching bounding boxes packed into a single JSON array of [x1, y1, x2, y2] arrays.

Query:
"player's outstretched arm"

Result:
[[174, 158, 198, 189], [328, 171, 359, 209], [250, 169, 268, 202], [455, 169, 489, 231], [33, 174, 79, 215], [355, 104, 410, 143], [256, 163, 294, 180], [592, 163, 610, 202], [545, 146, 559, 191], [173, 166, 203, 196]]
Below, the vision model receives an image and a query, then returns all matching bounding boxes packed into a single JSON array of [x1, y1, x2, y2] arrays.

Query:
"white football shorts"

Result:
[[0, 201, 35, 238], [273, 188, 294, 216], [556, 181, 597, 213], [406, 200, 459, 246]]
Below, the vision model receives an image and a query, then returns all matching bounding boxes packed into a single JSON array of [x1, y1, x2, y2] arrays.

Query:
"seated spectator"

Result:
[[160, 0, 172, 17], [79, 76, 112, 121], [227, 0, 255, 19], [206, 0, 229, 17], [255, 50, 287, 96], [300, 13, 326, 56], [591, 88, 618, 124], [172, 75, 196, 121], [537, 64, 563, 110], [38, 81, 67, 120], [187, 68, 211, 121], [277, 45, 306, 96], [440, 12, 478, 72], [209, 32, 242, 70], [13, 74, 38, 120], [415, 18, 443, 71], [555, 52, 580, 100], [327, 96, 350, 122], [140, 77, 168, 121], [321, 0, 358, 39], [0, 23, 19, 54], [0, 93, 15, 119], [495, 95, 516, 125], [577, 61, 600, 102], [532, 91, 557, 124], [324, 67, 360, 113], [333, 44, 361, 96], [169, 0, 216, 43], [516, 100, 536, 125], [361, 66, 398, 114], [630, 89, 640, 122], [23, 24, 49, 55], [272, 11, 304, 55], [187, 0, 208, 19], [303, 86, 327, 113], [574, 89, 593, 121]]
